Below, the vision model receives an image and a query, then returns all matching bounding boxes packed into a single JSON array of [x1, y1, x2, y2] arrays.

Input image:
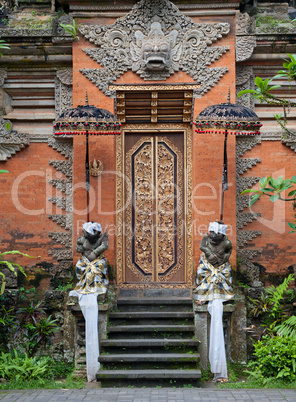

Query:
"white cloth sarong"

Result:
[[208, 299, 228, 380], [69, 291, 100, 382]]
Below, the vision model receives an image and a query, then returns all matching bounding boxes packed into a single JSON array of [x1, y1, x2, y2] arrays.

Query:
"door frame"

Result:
[[116, 123, 193, 289]]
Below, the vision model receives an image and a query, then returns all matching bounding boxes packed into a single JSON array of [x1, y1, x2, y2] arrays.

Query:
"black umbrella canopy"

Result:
[[53, 101, 121, 137], [194, 102, 262, 135]]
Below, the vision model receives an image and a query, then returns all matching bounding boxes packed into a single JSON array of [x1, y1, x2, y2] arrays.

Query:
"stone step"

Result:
[[118, 289, 192, 298], [101, 339, 200, 348], [117, 298, 192, 305], [107, 324, 195, 339], [108, 311, 194, 325], [99, 353, 199, 363], [109, 312, 194, 319], [96, 369, 201, 380], [116, 298, 193, 312], [107, 325, 195, 332]]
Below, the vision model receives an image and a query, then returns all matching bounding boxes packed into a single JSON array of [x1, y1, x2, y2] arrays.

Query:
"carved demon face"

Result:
[[134, 21, 179, 74], [142, 26, 171, 71]]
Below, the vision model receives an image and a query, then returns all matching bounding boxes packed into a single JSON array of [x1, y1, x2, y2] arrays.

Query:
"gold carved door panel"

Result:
[[124, 133, 185, 285]]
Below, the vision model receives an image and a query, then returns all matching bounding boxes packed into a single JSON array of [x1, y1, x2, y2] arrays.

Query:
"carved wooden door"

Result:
[[124, 133, 185, 285]]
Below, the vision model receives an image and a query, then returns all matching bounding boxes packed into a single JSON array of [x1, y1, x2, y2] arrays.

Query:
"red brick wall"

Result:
[[239, 141, 296, 273], [0, 143, 70, 288]]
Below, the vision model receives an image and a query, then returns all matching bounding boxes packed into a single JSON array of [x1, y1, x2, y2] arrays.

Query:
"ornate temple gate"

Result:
[[116, 125, 193, 289], [125, 132, 184, 284]]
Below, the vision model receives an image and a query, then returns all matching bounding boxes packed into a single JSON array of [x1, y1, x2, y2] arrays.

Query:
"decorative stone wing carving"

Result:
[[0, 117, 29, 161], [79, 0, 230, 97], [236, 12, 256, 62], [57, 68, 73, 86], [236, 36, 256, 62]]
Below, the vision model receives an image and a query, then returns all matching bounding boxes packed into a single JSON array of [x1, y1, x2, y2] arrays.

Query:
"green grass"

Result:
[[0, 377, 85, 390], [218, 378, 296, 389]]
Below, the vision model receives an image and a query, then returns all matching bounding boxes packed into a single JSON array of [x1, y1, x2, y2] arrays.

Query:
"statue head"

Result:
[[208, 221, 227, 245], [82, 221, 101, 244], [134, 19, 179, 73]]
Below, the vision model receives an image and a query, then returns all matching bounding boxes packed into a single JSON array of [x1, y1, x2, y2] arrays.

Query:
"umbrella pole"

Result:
[[85, 130, 90, 222], [220, 129, 228, 222]]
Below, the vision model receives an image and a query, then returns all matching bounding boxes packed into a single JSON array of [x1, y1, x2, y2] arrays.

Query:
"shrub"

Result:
[[247, 335, 296, 382], [0, 349, 53, 382]]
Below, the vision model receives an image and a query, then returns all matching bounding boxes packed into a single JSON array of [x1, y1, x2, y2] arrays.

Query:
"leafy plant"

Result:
[[0, 250, 36, 295], [0, 349, 53, 381], [0, 37, 10, 58], [15, 301, 58, 356], [248, 274, 294, 331], [16, 300, 45, 327], [241, 175, 296, 232], [59, 19, 78, 40], [0, 306, 17, 351], [56, 281, 73, 291], [238, 54, 296, 138], [275, 315, 296, 340], [246, 335, 296, 382]]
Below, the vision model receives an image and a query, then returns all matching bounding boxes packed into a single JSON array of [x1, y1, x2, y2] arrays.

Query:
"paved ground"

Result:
[[0, 388, 296, 401]]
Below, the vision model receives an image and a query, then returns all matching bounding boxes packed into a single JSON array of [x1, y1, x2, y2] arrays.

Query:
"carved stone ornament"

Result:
[[89, 159, 103, 177], [47, 136, 73, 265], [235, 12, 256, 62], [236, 134, 262, 280], [0, 117, 29, 161], [236, 66, 255, 110], [56, 68, 73, 86], [79, 0, 230, 97], [236, 135, 261, 157], [236, 66, 253, 87], [55, 74, 73, 120], [0, 69, 7, 87], [236, 36, 256, 62], [236, 12, 255, 36]]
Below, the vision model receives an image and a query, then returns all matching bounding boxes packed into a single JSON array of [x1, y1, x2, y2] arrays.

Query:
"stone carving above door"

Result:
[[79, 0, 230, 97]]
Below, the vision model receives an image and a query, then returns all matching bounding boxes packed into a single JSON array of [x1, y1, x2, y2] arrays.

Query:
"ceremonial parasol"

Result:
[[53, 94, 121, 221], [194, 93, 262, 221]]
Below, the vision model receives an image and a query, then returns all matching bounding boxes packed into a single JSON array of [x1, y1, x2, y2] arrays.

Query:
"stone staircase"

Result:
[[97, 292, 201, 387]]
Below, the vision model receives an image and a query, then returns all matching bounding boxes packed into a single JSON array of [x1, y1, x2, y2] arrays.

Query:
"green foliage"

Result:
[[248, 274, 294, 331], [275, 315, 296, 340], [241, 175, 296, 231], [0, 306, 17, 351], [218, 377, 296, 389], [238, 76, 280, 103], [238, 54, 296, 138], [276, 54, 296, 82], [15, 301, 59, 356], [50, 360, 74, 378], [0, 250, 38, 295], [59, 19, 78, 40], [246, 335, 296, 382], [56, 281, 73, 291], [241, 175, 296, 206], [0, 37, 10, 58], [8, 15, 54, 30], [0, 349, 53, 382], [0, 376, 85, 390], [201, 364, 212, 381]]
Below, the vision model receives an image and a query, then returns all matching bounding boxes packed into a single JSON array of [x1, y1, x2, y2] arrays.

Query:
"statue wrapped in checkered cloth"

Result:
[[70, 222, 109, 382], [193, 221, 234, 383], [194, 221, 234, 302]]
